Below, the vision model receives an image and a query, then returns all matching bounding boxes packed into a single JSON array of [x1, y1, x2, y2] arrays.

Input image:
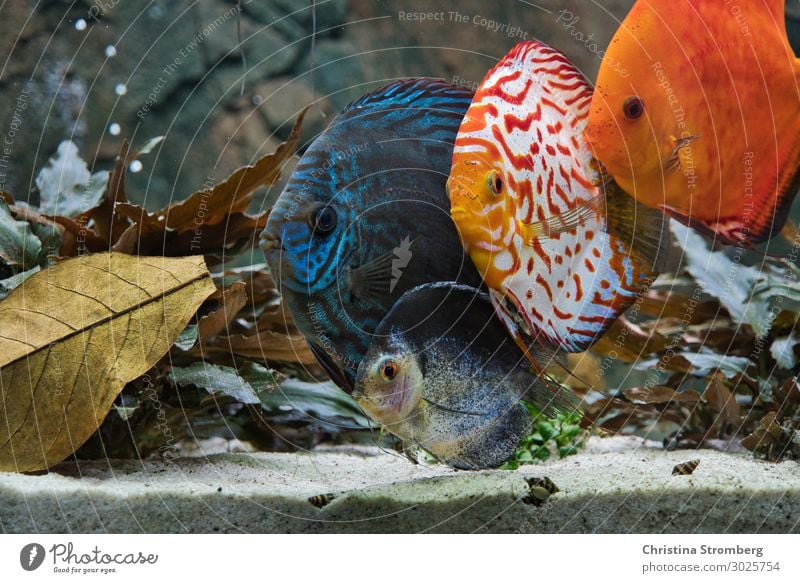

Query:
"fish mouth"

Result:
[[449, 203, 486, 251], [259, 229, 300, 292], [386, 373, 413, 415], [450, 206, 470, 223], [259, 228, 284, 254], [356, 370, 416, 424]]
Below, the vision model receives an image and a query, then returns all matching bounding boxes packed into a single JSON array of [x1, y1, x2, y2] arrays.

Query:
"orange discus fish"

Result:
[[585, 0, 800, 245], [448, 40, 664, 355]]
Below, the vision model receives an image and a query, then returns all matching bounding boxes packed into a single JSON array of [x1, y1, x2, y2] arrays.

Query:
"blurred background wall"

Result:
[[1, 0, 798, 212]]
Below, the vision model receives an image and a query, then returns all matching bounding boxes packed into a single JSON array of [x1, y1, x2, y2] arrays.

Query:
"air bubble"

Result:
[[108, 123, 121, 136], [105, 45, 117, 58], [74, 19, 87, 31], [129, 160, 143, 173]]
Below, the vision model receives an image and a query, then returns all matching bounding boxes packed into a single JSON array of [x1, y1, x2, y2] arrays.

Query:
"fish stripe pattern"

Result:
[[263, 78, 482, 391], [450, 41, 652, 352]]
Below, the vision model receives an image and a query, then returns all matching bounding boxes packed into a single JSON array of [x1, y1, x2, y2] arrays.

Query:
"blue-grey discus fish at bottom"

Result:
[[354, 282, 577, 470]]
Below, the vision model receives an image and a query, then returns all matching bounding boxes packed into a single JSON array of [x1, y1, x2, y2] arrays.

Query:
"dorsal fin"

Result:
[[482, 40, 593, 102], [341, 78, 474, 116]]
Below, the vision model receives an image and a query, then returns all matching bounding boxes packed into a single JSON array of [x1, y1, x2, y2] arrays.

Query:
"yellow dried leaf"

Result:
[[0, 252, 216, 471]]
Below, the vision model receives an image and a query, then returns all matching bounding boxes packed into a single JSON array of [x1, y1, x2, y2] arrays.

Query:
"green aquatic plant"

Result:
[[501, 404, 587, 469]]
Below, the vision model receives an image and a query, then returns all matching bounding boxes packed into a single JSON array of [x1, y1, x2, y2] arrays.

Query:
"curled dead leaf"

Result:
[[637, 289, 721, 322], [81, 140, 131, 244], [198, 330, 317, 365], [0, 252, 216, 471], [774, 377, 800, 408], [163, 108, 306, 231], [198, 281, 248, 339], [46, 111, 305, 262], [740, 412, 784, 452], [704, 374, 742, 427]]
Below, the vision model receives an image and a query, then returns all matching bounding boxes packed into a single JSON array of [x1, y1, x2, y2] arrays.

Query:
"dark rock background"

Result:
[[1, 1, 797, 211]]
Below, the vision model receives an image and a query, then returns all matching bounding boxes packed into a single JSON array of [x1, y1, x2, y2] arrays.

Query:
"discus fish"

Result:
[[261, 79, 483, 393], [448, 40, 665, 356], [354, 282, 576, 470], [585, 0, 800, 245]]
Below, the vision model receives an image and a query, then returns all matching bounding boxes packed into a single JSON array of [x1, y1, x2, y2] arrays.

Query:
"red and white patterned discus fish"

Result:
[[447, 41, 664, 354]]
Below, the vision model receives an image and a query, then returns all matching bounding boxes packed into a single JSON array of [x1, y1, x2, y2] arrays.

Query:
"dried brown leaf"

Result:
[[81, 139, 131, 244], [637, 290, 721, 322], [43, 111, 304, 261], [740, 412, 784, 452], [199, 330, 317, 365], [110, 220, 162, 255], [0, 252, 216, 471], [592, 317, 669, 362], [198, 281, 248, 339], [774, 377, 800, 408], [243, 270, 278, 307], [50, 214, 109, 256], [162, 108, 307, 232], [165, 212, 268, 260], [6, 201, 63, 236], [704, 374, 741, 426]]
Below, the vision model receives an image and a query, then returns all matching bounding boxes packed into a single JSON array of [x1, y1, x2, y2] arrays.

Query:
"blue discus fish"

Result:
[[261, 79, 483, 392]]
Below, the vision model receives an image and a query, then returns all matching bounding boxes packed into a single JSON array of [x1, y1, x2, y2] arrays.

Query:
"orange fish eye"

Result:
[[487, 171, 504, 197], [379, 358, 399, 381], [623, 96, 645, 120]]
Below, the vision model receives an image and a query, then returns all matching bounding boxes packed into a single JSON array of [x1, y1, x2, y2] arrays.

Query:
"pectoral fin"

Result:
[[488, 289, 581, 415], [519, 196, 605, 244], [345, 239, 417, 300], [664, 135, 700, 174]]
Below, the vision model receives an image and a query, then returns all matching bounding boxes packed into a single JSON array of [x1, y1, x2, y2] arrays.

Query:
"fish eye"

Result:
[[623, 96, 644, 120], [310, 206, 337, 235], [379, 358, 399, 382], [487, 171, 504, 197]]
